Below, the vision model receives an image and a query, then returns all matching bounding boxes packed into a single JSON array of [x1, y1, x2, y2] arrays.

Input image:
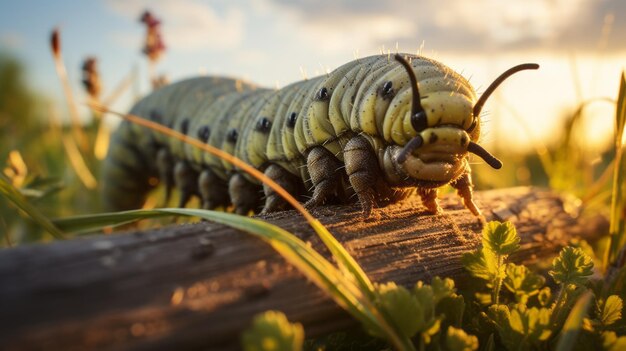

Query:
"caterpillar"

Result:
[[102, 54, 538, 217]]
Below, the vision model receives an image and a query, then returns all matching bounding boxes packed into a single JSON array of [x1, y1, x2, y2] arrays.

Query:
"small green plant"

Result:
[[371, 280, 444, 346], [373, 282, 439, 342], [241, 311, 304, 351], [487, 303, 552, 350], [550, 246, 595, 287], [445, 326, 478, 351], [602, 331, 626, 351], [503, 263, 546, 304], [462, 221, 520, 305], [460, 220, 626, 351], [596, 295, 624, 328]]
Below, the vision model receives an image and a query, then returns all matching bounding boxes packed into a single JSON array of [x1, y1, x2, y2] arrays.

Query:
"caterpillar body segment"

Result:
[[102, 77, 259, 210], [102, 119, 157, 211], [103, 54, 538, 217]]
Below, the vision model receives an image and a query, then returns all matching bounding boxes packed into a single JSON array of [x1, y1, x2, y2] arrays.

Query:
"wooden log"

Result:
[[0, 187, 607, 351]]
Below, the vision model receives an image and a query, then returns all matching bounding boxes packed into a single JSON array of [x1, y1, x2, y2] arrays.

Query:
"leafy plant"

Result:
[[597, 295, 624, 328], [445, 326, 478, 351], [602, 331, 626, 351], [487, 303, 552, 350], [550, 247, 595, 286], [241, 311, 304, 351], [503, 263, 546, 304], [549, 247, 595, 334], [460, 220, 626, 350], [463, 221, 520, 305], [373, 282, 440, 344]]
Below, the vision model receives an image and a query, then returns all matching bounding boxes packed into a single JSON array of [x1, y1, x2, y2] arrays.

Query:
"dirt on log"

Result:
[[0, 187, 608, 351]]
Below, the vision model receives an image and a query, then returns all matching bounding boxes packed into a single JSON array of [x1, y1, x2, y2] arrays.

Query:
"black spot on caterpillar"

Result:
[[102, 54, 538, 216]]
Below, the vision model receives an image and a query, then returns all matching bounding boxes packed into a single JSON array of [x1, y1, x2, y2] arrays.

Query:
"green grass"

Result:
[[0, 176, 64, 239], [607, 73, 626, 266]]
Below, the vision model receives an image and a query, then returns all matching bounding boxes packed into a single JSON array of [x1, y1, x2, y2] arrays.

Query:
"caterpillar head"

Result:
[[391, 54, 538, 186]]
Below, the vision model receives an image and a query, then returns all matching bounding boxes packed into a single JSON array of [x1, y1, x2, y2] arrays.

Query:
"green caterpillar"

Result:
[[102, 54, 538, 216]]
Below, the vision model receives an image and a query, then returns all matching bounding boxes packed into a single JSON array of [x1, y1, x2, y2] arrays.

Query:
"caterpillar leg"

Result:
[[417, 187, 442, 214], [156, 147, 175, 205], [304, 146, 346, 209], [261, 164, 302, 213], [174, 160, 199, 208], [344, 135, 398, 217], [450, 171, 481, 217], [229, 173, 262, 215], [198, 168, 230, 210]]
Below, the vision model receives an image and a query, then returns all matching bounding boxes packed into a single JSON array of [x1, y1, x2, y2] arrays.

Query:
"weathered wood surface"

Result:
[[0, 187, 607, 351]]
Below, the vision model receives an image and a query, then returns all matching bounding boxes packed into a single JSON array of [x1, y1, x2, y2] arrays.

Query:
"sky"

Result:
[[0, 0, 625, 151]]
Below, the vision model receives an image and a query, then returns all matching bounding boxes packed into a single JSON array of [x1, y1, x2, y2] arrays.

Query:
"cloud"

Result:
[[555, 0, 626, 52], [105, 0, 245, 51], [251, 0, 415, 54], [262, 0, 626, 54], [291, 13, 415, 52], [103, 0, 626, 56]]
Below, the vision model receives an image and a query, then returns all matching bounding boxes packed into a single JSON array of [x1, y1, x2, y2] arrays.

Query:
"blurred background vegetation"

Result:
[[1, 51, 103, 244]]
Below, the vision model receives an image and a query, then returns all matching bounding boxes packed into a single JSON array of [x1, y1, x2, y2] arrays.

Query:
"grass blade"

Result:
[[555, 291, 592, 351], [61, 134, 98, 189], [0, 177, 64, 239], [50, 28, 90, 152], [310, 220, 375, 296], [52, 209, 171, 233], [608, 72, 626, 265]]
